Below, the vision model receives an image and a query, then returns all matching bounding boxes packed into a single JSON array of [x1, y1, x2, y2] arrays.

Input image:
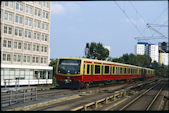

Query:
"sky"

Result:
[[50, 1, 168, 59]]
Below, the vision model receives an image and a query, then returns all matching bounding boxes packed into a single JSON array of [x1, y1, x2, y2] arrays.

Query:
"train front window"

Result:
[[58, 59, 81, 74]]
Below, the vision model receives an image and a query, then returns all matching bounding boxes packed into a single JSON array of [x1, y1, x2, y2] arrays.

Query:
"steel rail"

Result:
[[119, 83, 159, 111], [146, 87, 163, 111]]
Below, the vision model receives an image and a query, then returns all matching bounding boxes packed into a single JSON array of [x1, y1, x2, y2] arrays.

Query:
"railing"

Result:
[[1, 87, 37, 107]]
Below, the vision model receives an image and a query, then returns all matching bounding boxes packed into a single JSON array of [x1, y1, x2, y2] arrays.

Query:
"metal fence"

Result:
[[1, 87, 37, 107]]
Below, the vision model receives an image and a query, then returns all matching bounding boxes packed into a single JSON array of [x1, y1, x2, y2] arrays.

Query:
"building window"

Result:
[[25, 30, 32, 38], [35, 8, 41, 17], [25, 5, 33, 15], [42, 34, 48, 41], [18, 42, 21, 49], [37, 45, 39, 51], [5, 1, 13, 8], [16, 2, 23, 11], [3, 40, 7, 47], [34, 32, 40, 40], [4, 26, 7, 33], [32, 56, 39, 63], [15, 14, 23, 24], [18, 55, 21, 62], [28, 44, 31, 50], [7, 54, 11, 61], [3, 40, 12, 48], [8, 27, 12, 34], [13, 54, 17, 62], [4, 25, 12, 35], [23, 55, 31, 63], [13, 54, 21, 62], [25, 17, 32, 26], [3, 54, 6, 61], [24, 43, 31, 50], [24, 43, 27, 50], [41, 57, 43, 63], [32, 57, 35, 63], [41, 57, 47, 64], [23, 56, 26, 62], [4, 11, 13, 22], [44, 58, 47, 63], [42, 11, 48, 19], [42, 22, 48, 30], [8, 40, 11, 48], [14, 42, 17, 48], [36, 57, 39, 63], [15, 28, 23, 37], [27, 56, 30, 62], [44, 47, 47, 52], [33, 45, 36, 51], [34, 20, 40, 29], [43, 2, 49, 8], [41, 46, 44, 52]]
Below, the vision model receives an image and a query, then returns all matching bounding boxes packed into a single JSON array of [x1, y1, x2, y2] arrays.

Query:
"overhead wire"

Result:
[[129, 1, 148, 37], [149, 6, 168, 37], [114, 1, 144, 37], [129, 1, 168, 41]]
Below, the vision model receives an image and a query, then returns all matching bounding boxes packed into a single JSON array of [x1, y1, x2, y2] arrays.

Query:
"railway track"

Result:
[[119, 83, 164, 111], [99, 79, 167, 111], [2, 77, 160, 111], [31, 78, 159, 111]]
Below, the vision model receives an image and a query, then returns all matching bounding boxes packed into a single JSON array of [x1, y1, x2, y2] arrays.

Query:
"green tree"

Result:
[[87, 42, 109, 60], [112, 53, 152, 67], [136, 55, 152, 67], [49, 58, 58, 86]]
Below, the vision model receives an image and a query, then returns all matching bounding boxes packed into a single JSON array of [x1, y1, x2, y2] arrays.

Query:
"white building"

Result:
[[159, 53, 169, 65], [149, 44, 159, 63], [135, 44, 145, 55], [1, 1, 53, 86], [135, 42, 159, 62]]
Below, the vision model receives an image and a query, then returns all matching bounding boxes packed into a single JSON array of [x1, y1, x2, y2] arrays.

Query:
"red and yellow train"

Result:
[[56, 57, 155, 89]]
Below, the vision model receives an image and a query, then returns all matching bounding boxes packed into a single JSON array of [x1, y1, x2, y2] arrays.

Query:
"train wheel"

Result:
[[72, 81, 80, 89]]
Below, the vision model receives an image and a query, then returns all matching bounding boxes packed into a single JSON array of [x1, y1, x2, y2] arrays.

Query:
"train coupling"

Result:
[[64, 79, 72, 84]]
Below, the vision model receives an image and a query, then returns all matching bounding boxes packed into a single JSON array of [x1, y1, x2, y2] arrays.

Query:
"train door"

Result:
[[83, 63, 92, 82], [141, 68, 146, 79]]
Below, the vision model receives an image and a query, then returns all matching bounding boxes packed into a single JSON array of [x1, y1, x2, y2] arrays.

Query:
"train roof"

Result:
[[58, 57, 154, 70]]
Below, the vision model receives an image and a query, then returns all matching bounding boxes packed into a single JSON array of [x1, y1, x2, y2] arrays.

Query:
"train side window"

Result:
[[83, 64, 85, 74], [110, 66, 112, 75], [112, 66, 115, 74], [95, 65, 100, 74], [131, 69, 133, 74], [120, 67, 122, 74], [105, 66, 109, 74], [124, 68, 126, 74], [87, 64, 90, 74], [91, 65, 93, 75], [101, 65, 103, 75], [116, 67, 118, 74]]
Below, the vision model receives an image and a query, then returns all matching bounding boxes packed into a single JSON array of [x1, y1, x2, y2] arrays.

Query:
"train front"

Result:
[[56, 58, 83, 89]]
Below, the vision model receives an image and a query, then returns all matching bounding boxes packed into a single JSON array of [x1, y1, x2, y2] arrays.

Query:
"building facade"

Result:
[[1, 1, 53, 86], [135, 42, 159, 63], [159, 53, 169, 65]]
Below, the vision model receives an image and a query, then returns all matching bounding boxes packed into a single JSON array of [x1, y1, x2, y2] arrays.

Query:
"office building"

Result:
[[159, 53, 169, 65], [135, 42, 159, 62], [1, 1, 53, 86]]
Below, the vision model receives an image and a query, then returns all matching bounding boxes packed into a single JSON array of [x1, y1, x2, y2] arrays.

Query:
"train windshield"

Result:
[[58, 59, 81, 74]]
